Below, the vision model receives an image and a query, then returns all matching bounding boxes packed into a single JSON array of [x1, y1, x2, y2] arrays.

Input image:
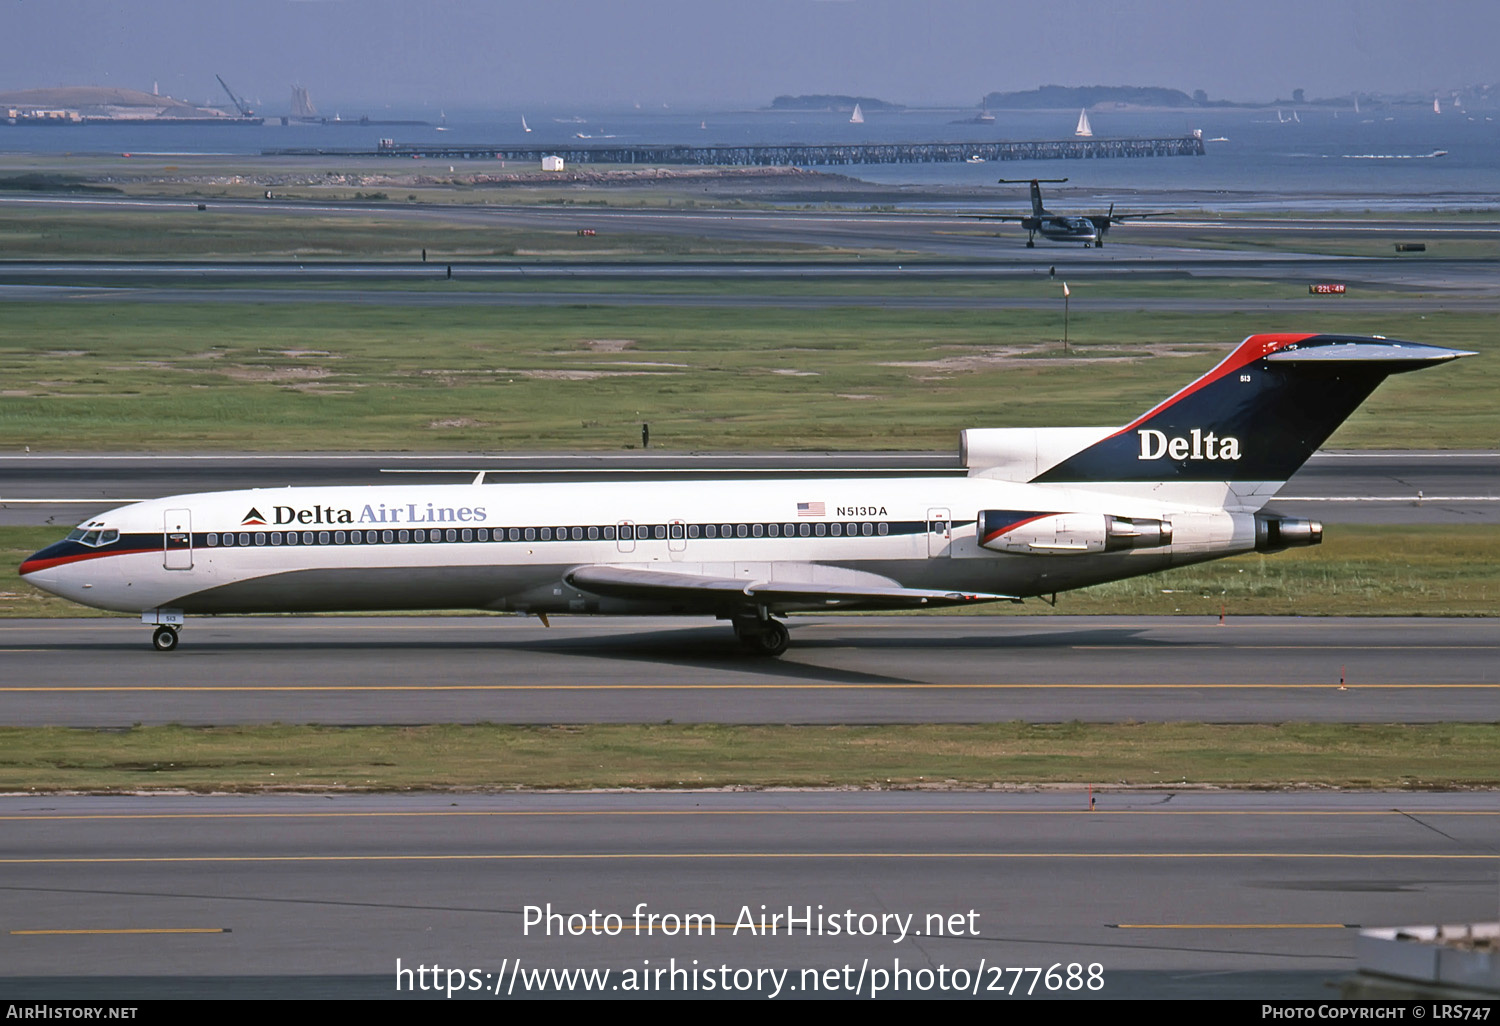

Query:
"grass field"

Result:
[[0, 207, 846, 261], [1, 302, 1491, 451], [3, 721, 1497, 792], [5, 525, 1497, 619]]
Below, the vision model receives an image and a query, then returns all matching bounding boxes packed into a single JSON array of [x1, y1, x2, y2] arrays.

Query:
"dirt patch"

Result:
[[284, 383, 357, 394], [428, 417, 486, 429], [514, 369, 660, 380], [837, 393, 879, 400], [219, 366, 333, 383], [588, 360, 688, 368], [771, 368, 819, 376], [579, 339, 636, 352], [881, 342, 1215, 376]]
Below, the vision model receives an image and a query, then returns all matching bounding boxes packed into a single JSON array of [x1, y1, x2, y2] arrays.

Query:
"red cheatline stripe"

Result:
[[18, 548, 158, 576], [1098, 333, 1316, 443], [980, 512, 1056, 546]]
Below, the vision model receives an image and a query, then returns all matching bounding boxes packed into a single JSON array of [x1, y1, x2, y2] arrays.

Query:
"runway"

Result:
[[2, 192, 1498, 292], [4, 450, 1496, 525], [3, 192, 1497, 268], [3, 615, 1496, 726], [2, 791, 1494, 999], [1, 254, 1496, 296], [8, 282, 1500, 314]]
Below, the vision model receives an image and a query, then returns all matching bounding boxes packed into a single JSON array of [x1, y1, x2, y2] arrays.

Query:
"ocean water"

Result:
[[4, 105, 1496, 210]]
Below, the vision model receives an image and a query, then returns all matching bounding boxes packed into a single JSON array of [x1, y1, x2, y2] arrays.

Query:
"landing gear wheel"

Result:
[[736, 619, 789, 658], [151, 625, 179, 652], [1025, 239, 1035, 248]]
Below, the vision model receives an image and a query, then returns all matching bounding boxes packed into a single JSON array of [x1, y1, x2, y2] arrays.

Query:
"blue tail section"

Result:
[[1032, 334, 1473, 484]]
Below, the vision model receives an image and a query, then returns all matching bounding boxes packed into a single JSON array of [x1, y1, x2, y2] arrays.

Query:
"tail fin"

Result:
[[999, 177, 1064, 217], [1032, 334, 1472, 486]]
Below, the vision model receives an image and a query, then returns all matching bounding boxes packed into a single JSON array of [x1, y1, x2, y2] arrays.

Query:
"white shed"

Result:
[[541, 155, 565, 171]]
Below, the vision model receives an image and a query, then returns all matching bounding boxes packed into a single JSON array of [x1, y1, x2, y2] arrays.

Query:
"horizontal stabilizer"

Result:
[[1264, 340, 1475, 366]]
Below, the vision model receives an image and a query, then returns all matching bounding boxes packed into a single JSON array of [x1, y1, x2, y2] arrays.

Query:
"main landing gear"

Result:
[[732, 616, 789, 658], [151, 625, 180, 652]]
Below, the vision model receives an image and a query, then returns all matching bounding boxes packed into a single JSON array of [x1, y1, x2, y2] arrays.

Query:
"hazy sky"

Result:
[[4, 0, 1495, 112]]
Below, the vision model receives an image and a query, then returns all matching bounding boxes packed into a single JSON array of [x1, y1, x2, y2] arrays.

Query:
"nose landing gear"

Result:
[[143, 609, 185, 652], [151, 625, 180, 652]]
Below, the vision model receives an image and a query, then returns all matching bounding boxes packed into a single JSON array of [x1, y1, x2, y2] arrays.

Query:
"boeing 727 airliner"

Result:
[[20, 333, 1471, 654]]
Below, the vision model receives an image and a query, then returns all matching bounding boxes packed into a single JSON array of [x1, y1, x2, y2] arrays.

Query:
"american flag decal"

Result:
[[797, 502, 825, 517]]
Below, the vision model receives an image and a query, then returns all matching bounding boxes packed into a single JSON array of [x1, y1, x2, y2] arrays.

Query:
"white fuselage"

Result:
[[23, 475, 1253, 618]]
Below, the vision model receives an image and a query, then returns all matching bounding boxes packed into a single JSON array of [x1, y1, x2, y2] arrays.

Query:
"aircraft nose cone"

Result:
[[19, 545, 60, 577], [18, 540, 74, 583]]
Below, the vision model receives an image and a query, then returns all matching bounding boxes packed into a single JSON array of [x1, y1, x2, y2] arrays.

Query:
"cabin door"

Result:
[[163, 509, 193, 570], [927, 507, 952, 558]]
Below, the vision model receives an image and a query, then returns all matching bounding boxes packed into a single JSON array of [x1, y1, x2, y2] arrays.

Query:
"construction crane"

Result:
[[215, 74, 254, 118]]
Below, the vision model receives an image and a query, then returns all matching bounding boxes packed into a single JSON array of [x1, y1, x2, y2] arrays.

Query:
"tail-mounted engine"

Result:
[[977, 511, 1172, 556], [1254, 513, 1322, 552]]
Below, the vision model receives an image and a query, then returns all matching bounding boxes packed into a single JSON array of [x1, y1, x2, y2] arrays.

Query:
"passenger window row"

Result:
[[201, 521, 899, 548]]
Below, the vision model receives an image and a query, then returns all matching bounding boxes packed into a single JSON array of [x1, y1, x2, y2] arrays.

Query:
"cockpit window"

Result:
[[68, 523, 118, 548]]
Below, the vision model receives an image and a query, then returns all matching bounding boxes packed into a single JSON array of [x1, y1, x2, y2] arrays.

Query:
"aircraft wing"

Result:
[[1108, 211, 1172, 222], [564, 564, 1014, 612]]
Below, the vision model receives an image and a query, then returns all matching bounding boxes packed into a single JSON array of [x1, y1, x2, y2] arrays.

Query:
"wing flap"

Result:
[[564, 564, 1013, 611]]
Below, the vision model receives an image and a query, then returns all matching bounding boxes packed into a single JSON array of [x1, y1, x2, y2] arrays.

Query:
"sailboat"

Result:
[[1074, 108, 1092, 137], [849, 103, 864, 124], [1434, 95, 1442, 114], [522, 115, 531, 133]]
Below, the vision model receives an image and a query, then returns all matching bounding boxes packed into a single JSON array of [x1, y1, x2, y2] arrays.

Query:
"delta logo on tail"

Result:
[[1137, 429, 1241, 462], [1035, 333, 1469, 483], [241, 508, 267, 526]]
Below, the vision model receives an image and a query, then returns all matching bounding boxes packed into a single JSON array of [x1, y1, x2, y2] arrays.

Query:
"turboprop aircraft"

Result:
[[20, 333, 1470, 655], [984, 178, 1171, 247]]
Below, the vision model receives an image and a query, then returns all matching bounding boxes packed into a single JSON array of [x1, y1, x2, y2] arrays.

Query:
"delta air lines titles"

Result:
[[244, 502, 489, 528]]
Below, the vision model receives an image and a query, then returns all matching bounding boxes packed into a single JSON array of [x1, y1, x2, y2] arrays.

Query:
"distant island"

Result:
[[980, 85, 1201, 110], [973, 83, 1500, 111], [0, 86, 249, 123], [768, 95, 904, 112]]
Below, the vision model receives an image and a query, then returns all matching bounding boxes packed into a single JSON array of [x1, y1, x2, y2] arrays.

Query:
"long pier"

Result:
[[263, 136, 1205, 165]]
